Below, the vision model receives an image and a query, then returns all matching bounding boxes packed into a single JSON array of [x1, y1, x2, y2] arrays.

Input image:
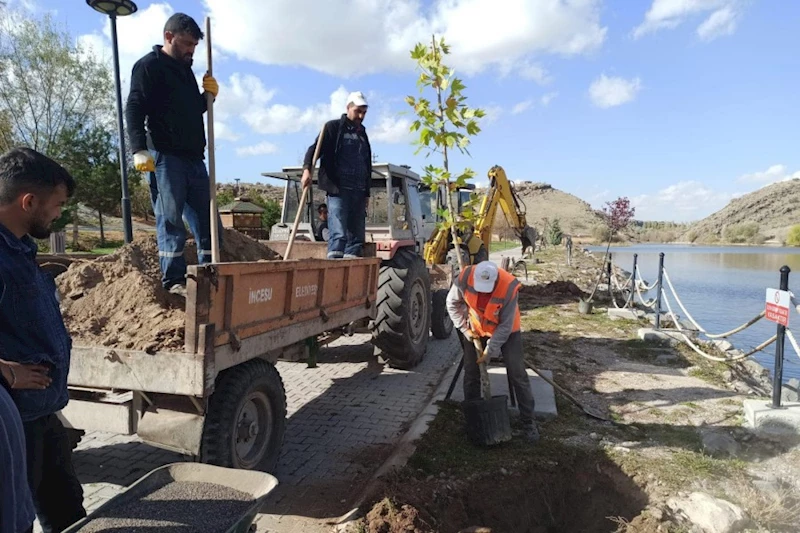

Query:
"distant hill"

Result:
[[484, 182, 606, 237], [682, 179, 800, 244]]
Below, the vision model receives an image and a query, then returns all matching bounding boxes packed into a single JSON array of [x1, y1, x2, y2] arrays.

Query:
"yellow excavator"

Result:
[[423, 164, 538, 270]]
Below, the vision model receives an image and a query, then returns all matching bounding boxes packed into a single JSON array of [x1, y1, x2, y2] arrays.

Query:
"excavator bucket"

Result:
[[519, 225, 538, 256]]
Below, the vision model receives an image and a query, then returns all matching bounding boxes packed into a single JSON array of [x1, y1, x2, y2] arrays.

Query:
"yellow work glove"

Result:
[[202, 73, 219, 98], [133, 150, 155, 173]]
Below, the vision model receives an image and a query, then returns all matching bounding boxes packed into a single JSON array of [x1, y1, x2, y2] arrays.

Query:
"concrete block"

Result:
[[448, 366, 558, 420], [744, 400, 800, 436], [607, 308, 644, 321], [637, 328, 681, 347]]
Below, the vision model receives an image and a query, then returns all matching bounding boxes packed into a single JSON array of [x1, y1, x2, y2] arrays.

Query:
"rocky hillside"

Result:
[[486, 182, 606, 237], [682, 179, 800, 243], [217, 182, 284, 204]]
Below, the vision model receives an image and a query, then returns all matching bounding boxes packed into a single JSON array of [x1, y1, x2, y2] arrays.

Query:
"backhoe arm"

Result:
[[474, 166, 537, 255]]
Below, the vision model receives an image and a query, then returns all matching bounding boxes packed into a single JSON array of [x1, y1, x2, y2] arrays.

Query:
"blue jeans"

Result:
[[148, 150, 221, 288], [327, 192, 366, 258]]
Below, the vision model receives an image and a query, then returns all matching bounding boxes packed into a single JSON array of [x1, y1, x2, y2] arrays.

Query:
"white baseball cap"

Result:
[[346, 91, 368, 108], [473, 261, 499, 293]]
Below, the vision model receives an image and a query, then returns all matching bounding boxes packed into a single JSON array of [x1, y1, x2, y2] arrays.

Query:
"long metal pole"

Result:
[[110, 14, 133, 243], [205, 17, 220, 263], [771, 265, 791, 408]]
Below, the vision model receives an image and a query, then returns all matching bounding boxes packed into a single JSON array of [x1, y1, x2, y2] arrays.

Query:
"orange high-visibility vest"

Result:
[[458, 265, 521, 337]]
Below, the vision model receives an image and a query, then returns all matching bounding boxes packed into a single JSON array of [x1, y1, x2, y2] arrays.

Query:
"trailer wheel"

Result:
[[431, 288, 453, 339], [372, 247, 431, 369], [201, 359, 287, 472]]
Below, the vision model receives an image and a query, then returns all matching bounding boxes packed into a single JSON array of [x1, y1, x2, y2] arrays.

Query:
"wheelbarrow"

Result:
[[63, 463, 278, 533]]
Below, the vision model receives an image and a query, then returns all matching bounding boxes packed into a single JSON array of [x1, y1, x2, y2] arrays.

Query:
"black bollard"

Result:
[[771, 266, 791, 409], [629, 253, 638, 307], [607, 253, 613, 297], [654, 253, 665, 329]]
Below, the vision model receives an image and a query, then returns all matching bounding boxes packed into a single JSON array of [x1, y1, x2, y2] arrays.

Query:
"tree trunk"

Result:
[[98, 210, 105, 247], [72, 212, 79, 250]]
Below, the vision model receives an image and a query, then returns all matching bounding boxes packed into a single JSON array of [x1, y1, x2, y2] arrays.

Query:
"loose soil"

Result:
[[57, 228, 279, 352]]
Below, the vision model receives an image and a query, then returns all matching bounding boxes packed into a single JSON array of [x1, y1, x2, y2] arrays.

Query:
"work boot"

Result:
[[522, 422, 540, 443]]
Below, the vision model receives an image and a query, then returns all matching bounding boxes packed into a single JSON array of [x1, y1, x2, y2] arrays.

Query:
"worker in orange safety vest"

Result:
[[446, 260, 540, 442]]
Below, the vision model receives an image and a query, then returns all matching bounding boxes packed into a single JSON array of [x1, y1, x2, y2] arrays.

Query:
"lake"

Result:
[[585, 244, 800, 382]]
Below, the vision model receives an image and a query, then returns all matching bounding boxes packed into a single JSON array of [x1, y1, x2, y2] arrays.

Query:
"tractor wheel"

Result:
[[431, 288, 453, 339], [372, 248, 431, 369]]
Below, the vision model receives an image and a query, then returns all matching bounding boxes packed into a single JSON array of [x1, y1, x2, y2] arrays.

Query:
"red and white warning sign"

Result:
[[765, 288, 791, 326]]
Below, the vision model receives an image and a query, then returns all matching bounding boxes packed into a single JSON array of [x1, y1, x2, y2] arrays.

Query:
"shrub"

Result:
[[787, 225, 800, 246], [723, 222, 763, 244]]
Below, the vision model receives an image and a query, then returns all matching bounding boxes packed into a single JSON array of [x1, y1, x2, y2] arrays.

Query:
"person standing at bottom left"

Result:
[[0, 148, 85, 532]]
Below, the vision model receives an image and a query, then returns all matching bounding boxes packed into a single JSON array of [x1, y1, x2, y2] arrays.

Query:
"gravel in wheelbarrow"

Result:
[[73, 481, 255, 533]]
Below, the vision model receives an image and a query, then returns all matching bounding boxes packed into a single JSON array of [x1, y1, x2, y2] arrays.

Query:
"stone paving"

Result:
[[41, 332, 460, 533]]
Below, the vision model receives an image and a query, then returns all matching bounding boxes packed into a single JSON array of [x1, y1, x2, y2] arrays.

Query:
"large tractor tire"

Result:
[[201, 359, 287, 472], [431, 288, 453, 339], [372, 248, 431, 369]]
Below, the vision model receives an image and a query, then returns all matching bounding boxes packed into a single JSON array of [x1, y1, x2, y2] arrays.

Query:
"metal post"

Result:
[[771, 266, 791, 408], [607, 253, 613, 298], [627, 253, 638, 307], [654, 253, 665, 329], [109, 14, 133, 243]]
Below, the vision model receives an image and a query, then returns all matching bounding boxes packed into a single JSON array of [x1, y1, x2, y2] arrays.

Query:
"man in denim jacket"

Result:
[[0, 148, 84, 532]]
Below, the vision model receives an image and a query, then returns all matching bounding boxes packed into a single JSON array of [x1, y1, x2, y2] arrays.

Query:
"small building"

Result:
[[219, 197, 268, 240]]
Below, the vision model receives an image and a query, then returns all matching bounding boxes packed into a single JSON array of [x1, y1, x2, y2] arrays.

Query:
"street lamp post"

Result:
[[86, 0, 138, 243]]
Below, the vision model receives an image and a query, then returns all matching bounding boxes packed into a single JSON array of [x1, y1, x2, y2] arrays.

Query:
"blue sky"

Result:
[[10, 0, 800, 222]]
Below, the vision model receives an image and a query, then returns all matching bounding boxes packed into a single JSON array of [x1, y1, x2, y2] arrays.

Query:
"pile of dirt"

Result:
[[57, 228, 280, 352], [364, 498, 433, 533], [518, 280, 588, 304]]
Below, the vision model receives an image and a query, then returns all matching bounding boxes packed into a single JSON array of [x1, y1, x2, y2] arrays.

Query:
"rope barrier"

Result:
[[785, 330, 800, 364], [635, 265, 659, 291], [660, 288, 775, 362], [662, 269, 765, 339], [633, 271, 658, 308]]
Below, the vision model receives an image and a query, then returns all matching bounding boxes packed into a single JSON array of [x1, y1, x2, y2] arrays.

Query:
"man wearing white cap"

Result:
[[301, 91, 372, 259], [446, 260, 540, 442]]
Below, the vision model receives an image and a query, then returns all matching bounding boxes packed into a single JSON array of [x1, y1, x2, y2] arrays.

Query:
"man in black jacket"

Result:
[[125, 13, 220, 296], [301, 92, 371, 259]]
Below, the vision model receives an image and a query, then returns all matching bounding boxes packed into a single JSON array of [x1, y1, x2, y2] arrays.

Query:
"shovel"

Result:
[[523, 360, 609, 421], [284, 124, 325, 261]]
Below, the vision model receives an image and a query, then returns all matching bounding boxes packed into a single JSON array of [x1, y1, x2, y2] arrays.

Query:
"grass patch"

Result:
[[489, 239, 522, 252], [612, 448, 746, 491], [407, 401, 549, 476], [675, 343, 731, 387]]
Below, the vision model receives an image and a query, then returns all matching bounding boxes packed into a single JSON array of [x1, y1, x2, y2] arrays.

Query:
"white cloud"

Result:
[[203, 0, 607, 78], [633, 0, 740, 40], [737, 164, 800, 185], [588, 75, 642, 108], [696, 6, 739, 41], [511, 100, 534, 115], [631, 181, 733, 222], [499, 59, 551, 85], [214, 121, 241, 142], [236, 141, 279, 157], [370, 116, 413, 144], [483, 105, 503, 123], [540, 92, 558, 106]]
